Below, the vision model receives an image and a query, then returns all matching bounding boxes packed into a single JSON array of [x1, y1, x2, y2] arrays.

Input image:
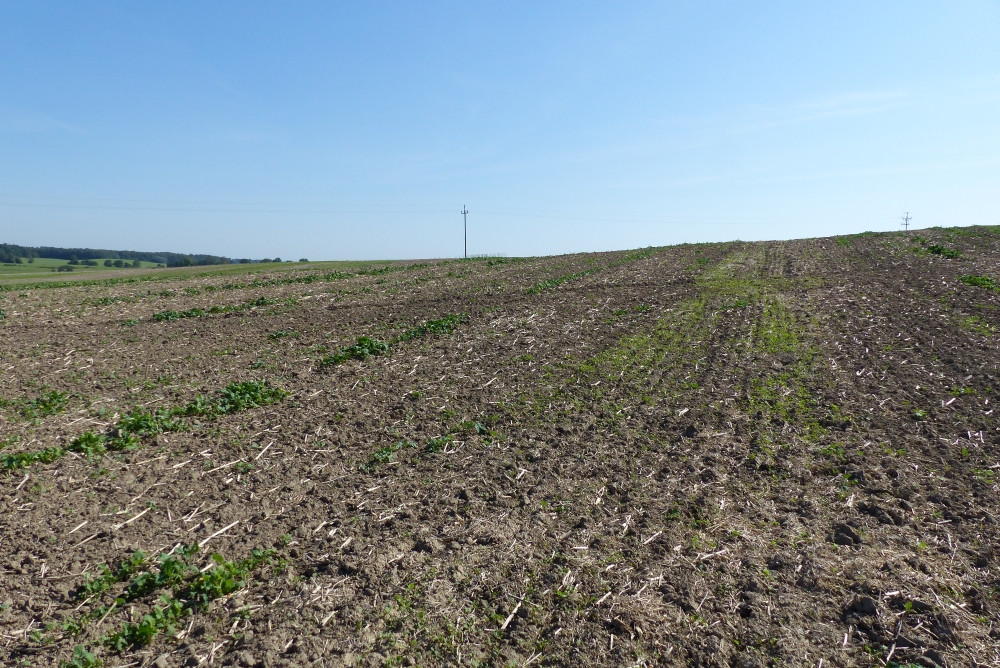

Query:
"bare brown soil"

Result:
[[1, 228, 998, 667]]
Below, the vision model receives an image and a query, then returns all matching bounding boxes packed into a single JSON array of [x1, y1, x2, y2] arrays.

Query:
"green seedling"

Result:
[[425, 435, 453, 453], [319, 336, 391, 367], [21, 390, 70, 418], [268, 330, 300, 340], [4, 380, 287, 472], [362, 440, 415, 471], [960, 274, 999, 290], [397, 313, 467, 342], [103, 547, 276, 651], [60, 645, 100, 668]]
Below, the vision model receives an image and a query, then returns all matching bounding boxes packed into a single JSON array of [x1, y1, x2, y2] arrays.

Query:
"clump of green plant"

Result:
[[103, 547, 277, 651], [90, 296, 128, 306], [74, 550, 153, 601], [117, 408, 183, 438], [425, 435, 454, 453], [926, 244, 961, 258], [60, 645, 101, 668], [68, 431, 107, 458], [960, 274, 999, 290], [398, 313, 467, 342], [22, 390, 70, 418], [118, 318, 140, 327], [5, 380, 287, 471], [362, 440, 415, 472], [122, 549, 198, 601], [152, 308, 206, 322], [1, 446, 65, 471], [963, 316, 995, 336], [209, 380, 289, 414], [319, 336, 391, 367], [268, 329, 300, 340], [527, 268, 600, 294], [819, 443, 846, 462]]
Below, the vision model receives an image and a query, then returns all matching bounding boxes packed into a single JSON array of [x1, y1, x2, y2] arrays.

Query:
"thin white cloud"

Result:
[[0, 105, 80, 133], [732, 89, 914, 134]]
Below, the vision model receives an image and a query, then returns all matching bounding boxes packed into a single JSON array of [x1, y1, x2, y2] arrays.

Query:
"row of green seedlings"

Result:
[[0, 389, 70, 420], [86, 261, 436, 309], [1, 380, 287, 472], [43, 544, 280, 666], [318, 313, 467, 369], [150, 295, 293, 322], [87, 255, 522, 311], [360, 420, 497, 473], [960, 274, 999, 291], [526, 246, 662, 294], [88, 288, 197, 306]]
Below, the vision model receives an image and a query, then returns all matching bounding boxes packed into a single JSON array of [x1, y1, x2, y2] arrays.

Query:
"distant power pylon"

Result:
[[901, 211, 912, 233], [461, 205, 469, 259]]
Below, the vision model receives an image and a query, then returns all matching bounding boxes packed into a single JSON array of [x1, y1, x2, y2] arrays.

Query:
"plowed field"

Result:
[[1, 227, 999, 667]]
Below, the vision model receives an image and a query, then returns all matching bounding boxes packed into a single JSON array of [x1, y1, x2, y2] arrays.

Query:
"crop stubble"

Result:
[[1, 229, 998, 667]]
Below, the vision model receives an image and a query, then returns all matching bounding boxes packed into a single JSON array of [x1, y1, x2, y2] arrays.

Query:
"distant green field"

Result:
[[0, 257, 162, 278], [0, 258, 400, 288]]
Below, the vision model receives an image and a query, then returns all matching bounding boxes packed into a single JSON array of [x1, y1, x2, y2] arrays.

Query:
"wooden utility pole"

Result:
[[461, 205, 469, 259]]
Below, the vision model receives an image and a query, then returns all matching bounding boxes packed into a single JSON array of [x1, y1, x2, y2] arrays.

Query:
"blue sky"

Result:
[[2, 2, 999, 260]]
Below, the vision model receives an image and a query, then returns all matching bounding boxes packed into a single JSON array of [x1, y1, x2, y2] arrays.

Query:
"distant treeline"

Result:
[[0, 243, 282, 267]]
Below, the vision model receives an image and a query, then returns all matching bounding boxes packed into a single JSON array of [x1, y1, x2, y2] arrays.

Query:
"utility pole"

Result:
[[901, 211, 912, 233], [461, 205, 469, 259]]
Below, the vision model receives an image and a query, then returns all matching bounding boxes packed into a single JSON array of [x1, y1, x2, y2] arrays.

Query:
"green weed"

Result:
[[21, 390, 70, 418], [268, 330, 300, 340], [925, 244, 961, 258], [425, 435, 454, 453], [398, 314, 467, 342], [319, 336, 391, 367], [960, 274, 999, 290], [362, 440, 416, 472], [962, 316, 995, 336], [1, 447, 65, 471], [60, 645, 101, 668], [5, 381, 287, 472], [96, 546, 277, 652]]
